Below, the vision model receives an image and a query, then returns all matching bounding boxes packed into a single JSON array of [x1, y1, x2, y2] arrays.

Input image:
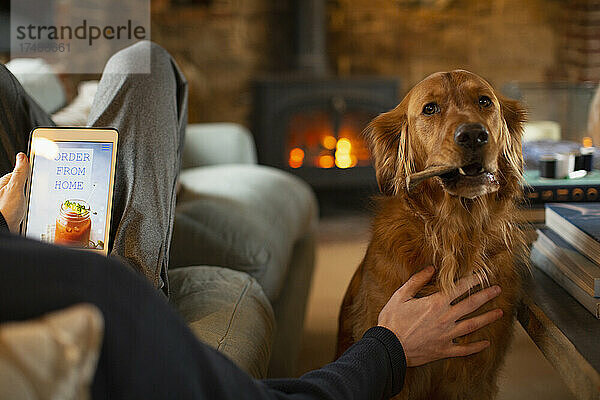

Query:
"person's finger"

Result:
[[0, 172, 12, 188], [445, 340, 490, 358], [449, 286, 501, 320], [395, 266, 435, 300], [8, 153, 29, 190], [444, 273, 481, 302], [450, 309, 503, 338]]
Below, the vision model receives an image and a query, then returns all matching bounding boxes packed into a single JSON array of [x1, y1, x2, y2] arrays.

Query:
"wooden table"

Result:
[[518, 268, 600, 400]]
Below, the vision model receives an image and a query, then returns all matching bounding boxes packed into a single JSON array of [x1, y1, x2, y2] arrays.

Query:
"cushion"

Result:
[[182, 123, 257, 169], [52, 81, 98, 126], [0, 304, 104, 400], [171, 164, 318, 301], [168, 266, 274, 378], [6, 58, 66, 114]]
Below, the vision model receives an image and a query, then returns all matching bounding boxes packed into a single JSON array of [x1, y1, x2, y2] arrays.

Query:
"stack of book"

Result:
[[531, 203, 600, 319]]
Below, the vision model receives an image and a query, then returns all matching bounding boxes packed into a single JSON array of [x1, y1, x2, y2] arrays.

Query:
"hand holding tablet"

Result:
[[23, 128, 118, 256], [0, 153, 29, 232]]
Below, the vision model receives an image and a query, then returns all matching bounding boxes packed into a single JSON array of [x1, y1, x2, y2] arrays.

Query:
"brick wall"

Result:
[[559, 0, 600, 81], [328, 0, 563, 90], [151, 0, 294, 124]]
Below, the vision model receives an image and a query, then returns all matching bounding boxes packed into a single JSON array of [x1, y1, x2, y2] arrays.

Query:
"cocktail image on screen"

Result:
[[54, 199, 94, 248]]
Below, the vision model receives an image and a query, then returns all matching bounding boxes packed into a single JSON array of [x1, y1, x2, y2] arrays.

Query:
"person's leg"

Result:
[[87, 41, 188, 294], [0, 64, 55, 175]]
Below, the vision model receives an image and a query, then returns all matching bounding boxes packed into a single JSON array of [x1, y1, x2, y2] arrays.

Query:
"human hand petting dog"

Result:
[[0, 153, 30, 233], [378, 266, 503, 367]]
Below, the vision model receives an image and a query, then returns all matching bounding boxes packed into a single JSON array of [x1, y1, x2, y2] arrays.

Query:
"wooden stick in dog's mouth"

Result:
[[406, 166, 456, 192]]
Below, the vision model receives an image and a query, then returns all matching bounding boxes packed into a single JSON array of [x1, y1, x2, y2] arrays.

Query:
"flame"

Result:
[[335, 154, 357, 169], [287, 119, 370, 169], [318, 155, 335, 168], [583, 137, 593, 148], [289, 147, 304, 168], [336, 138, 352, 152], [335, 138, 357, 168], [322, 135, 337, 150]]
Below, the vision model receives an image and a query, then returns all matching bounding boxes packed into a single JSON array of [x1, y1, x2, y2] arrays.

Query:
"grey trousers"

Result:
[[0, 41, 188, 294]]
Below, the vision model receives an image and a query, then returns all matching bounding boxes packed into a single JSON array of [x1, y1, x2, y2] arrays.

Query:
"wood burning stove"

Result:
[[253, 77, 399, 189], [252, 0, 400, 192]]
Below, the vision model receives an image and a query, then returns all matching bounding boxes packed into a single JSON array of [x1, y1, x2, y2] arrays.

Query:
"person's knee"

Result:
[[115, 40, 169, 63], [104, 40, 173, 79]]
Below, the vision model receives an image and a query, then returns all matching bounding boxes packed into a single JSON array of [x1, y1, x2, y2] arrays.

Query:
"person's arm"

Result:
[[262, 326, 404, 400], [0, 152, 29, 233]]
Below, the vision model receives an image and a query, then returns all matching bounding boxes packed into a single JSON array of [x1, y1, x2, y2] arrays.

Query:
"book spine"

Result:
[[531, 247, 600, 319], [536, 230, 599, 297], [523, 184, 600, 204]]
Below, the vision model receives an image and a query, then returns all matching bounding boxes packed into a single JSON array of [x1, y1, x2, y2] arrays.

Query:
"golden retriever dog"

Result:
[[336, 70, 528, 400]]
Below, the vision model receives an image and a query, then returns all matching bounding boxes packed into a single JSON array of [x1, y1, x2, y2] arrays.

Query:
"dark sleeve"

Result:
[[0, 211, 9, 232], [261, 326, 406, 400], [0, 233, 406, 400]]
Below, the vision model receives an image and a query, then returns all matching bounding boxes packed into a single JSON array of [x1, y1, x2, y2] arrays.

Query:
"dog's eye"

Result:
[[422, 102, 440, 115], [479, 96, 492, 108]]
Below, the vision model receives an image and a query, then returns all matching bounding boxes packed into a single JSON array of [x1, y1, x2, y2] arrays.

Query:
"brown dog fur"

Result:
[[336, 70, 528, 400]]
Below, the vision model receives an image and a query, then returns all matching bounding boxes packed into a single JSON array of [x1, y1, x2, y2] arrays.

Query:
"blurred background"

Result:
[[1, 1, 597, 398]]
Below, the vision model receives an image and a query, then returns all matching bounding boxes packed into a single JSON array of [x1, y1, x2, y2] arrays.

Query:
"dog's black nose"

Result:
[[454, 123, 489, 149]]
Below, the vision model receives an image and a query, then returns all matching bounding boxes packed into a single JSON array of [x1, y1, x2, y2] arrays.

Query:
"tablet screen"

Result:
[[25, 139, 115, 252]]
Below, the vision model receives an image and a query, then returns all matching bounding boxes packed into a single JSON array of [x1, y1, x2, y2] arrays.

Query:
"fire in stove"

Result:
[[287, 110, 371, 170]]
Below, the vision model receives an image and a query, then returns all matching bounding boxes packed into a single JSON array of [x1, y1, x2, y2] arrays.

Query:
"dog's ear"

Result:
[[499, 95, 527, 137], [498, 94, 527, 175], [364, 106, 412, 196]]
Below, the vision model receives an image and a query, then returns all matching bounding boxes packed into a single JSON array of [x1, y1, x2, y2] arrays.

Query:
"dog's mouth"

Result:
[[438, 163, 499, 198], [439, 163, 486, 181]]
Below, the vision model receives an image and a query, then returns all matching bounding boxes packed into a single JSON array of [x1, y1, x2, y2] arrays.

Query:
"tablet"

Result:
[[23, 127, 118, 256]]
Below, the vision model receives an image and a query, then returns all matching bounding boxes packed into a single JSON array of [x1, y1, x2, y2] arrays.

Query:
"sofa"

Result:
[[168, 123, 318, 378]]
